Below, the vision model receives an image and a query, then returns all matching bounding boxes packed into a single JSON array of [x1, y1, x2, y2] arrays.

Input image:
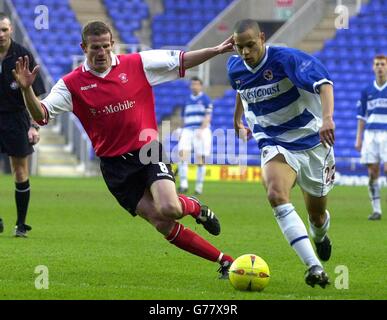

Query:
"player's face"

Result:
[[233, 29, 265, 67], [0, 18, 12, 50], [373, 58, 387, 80], [81, 33, 114, 73], [190, 80, 202, 95]]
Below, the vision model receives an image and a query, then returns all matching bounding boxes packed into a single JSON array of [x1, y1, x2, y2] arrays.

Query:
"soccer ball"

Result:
[[229, 254, 270, 292]]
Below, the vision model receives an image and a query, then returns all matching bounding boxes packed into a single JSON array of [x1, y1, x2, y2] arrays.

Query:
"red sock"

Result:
[[166, 222, 233, 263], [178, 194, 201, 218]]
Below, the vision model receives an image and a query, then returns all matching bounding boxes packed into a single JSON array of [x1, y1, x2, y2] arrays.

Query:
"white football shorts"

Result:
[[360, 130, 387, 164], [260, 144, 335, 197], [178, 127, 212, 157]]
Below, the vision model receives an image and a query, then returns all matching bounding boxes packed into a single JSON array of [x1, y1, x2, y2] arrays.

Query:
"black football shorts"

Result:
[[0, 110, 34, 157], [100, 141, 175, 216]]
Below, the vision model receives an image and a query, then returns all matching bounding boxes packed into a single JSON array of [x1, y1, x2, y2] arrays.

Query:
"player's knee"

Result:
[[158, 202, 182, 219], [266, 188, 288, 207], [152, 218, 175, 236], [13, 169, 28, 183]]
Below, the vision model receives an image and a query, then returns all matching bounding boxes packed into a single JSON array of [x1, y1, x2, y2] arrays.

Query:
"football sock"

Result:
[[274, 203, 322, 267], [15, 180, 30, 226], [178, 194, 201, 218], [308, 210, 330, 243], [166, 222, 233, 263], [368, 179, 382, 214], [178, 161, 189, 190], [195, 165, 206, 194]]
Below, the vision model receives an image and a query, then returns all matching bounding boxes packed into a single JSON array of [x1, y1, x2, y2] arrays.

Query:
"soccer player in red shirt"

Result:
[[13, 21, 234, 278]]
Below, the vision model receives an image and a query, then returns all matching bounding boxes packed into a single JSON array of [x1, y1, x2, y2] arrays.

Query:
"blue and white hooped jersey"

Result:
[[227, 46, 333, 151], [357, 81, 387, 131], [182, 92, 213, 129]]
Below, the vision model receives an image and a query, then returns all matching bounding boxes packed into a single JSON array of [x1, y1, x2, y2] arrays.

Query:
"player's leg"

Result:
[[135, 189, 233, 278], [177, 129, 192, 193], [297, 145, 335, 287], [194, 155, 205, 195], [1, 111, 34, 236], [193, 128, 211, 195], [262, 152, 323, 270], [262, 147, 327, 287], [9, 156, 32, 237], [303, 192, 331, 261], [150, 178, 221, 236], [366, 163, 382, 220], [360, 131, 382, 220]]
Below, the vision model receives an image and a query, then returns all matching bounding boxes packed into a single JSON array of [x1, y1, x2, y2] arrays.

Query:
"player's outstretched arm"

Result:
[[183, 35, 234, 69], [12, 56, 45, 122], [319, 84, 335, 147]]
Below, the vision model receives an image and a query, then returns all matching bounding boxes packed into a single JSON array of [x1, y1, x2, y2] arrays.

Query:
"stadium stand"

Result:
[[10, 0, 385, 174], [103, 0, 149, 45], [200, 0, 386, 167], [151, 0, 234, 49], [12, 0, 83, 82]]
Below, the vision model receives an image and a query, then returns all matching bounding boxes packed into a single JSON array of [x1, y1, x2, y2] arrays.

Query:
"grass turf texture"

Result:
[[0, 175, 386, 300]]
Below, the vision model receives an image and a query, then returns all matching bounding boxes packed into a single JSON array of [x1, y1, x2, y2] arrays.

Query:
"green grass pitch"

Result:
[[0, 175, 386, 300]]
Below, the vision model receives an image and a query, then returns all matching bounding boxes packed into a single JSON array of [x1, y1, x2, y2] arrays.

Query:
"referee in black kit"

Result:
[[0, 12, 45, 237]]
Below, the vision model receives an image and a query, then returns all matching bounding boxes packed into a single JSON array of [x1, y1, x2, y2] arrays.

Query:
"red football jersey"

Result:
[[40, 51, 184, 157]]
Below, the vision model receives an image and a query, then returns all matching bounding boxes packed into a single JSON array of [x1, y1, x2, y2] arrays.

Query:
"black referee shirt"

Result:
[[0, 40, 46, 113]]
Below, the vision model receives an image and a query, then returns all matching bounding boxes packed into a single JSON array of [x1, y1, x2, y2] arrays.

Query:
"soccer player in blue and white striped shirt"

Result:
[[178, 77, 213, 195], [355, 55, 387, 221], [228, 19, 335, 288]]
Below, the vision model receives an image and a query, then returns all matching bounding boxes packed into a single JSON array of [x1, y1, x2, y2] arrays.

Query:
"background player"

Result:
[[355, 54, 387, 221], [178, 76, 213, 195]]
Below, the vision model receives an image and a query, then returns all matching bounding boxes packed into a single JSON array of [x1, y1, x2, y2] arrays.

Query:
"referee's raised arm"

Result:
[[12, 55, 45, 122]]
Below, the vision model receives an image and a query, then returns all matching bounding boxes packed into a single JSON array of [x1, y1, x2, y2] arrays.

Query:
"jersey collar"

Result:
[[82, 52, 120, 77], [190, 92, 204, 99], [373, 80, 387, 91], [243, 45, 269, 74]]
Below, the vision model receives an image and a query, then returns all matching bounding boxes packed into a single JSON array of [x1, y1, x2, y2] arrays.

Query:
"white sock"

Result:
[[368, 180, 382, 214], [308, 210, 330, 243], [195, 165, 206, 193], [274, 203, 322, 268], [178, 161, 188, 189]]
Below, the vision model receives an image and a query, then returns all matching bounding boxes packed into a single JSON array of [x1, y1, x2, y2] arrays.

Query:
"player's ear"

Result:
[[259, 32, 265, 43], [80, 42, 87, 53]]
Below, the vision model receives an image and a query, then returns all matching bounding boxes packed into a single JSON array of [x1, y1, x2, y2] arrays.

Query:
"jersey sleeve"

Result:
[[281, 49, 333, 94], [356, 88, 367, 121], [139, 50, 185, 86], [40, 79, 73, 124], [204, 95, 213, 115]]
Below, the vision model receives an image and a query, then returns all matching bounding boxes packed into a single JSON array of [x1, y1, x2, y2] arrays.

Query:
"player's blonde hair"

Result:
[[82, 21, 113, 45], [374, 54, 386, 61]]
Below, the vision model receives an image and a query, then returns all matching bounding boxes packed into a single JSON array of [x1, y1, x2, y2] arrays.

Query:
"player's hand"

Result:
[[216, 35, 235, 54], [235, 122, 252, 142], [319, 118, 335, 147], [28, 127, 40, 145], [12, 55, 40, 90]]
